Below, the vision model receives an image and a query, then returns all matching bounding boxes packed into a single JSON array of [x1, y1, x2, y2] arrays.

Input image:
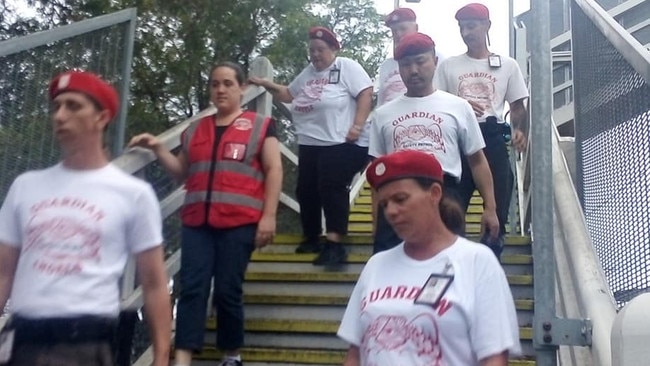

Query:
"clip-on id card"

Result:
[[328, 68, 340, 84], [414, 273, 454, 308], [488, 54, 502, 68]]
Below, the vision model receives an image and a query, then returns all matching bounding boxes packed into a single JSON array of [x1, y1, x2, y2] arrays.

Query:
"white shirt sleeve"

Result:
[[470, 252, 522, 360], [368, 111, 386, 158], [341, 58, 373, 98], [434, 59, 451, 93], [458, 101, 485, 156], [288, 68, 309, 99], [337, 265, 369, 346], [505, 60, 529, 104], [126, 185, 164, 254], [0, 177, 22, 247]]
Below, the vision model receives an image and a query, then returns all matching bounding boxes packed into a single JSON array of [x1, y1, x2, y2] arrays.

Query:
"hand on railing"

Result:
[[127, 133, 163, 153], [512, 128, 528, 153]]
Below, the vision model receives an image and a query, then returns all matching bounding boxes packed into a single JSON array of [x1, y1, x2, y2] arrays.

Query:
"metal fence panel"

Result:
[[572, 1, 650, 306], [0, 10, 135, 203]]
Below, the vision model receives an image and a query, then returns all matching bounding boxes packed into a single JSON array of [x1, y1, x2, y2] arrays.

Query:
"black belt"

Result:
[[10, 315, 117, 345]]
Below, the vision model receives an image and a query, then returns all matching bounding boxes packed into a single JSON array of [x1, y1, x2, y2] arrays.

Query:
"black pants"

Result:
[[296, 143, 369, 240], [373, 175, 462, 254], [458, 121, 513, 257], [175, 224, 256, 352]]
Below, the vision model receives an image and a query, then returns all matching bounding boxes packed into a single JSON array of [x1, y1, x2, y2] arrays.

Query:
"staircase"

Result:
[[191, 183, 536, 365]]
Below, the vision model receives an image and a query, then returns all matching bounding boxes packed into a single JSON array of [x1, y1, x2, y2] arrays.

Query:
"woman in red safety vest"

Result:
[[128, 61, 283, 366]]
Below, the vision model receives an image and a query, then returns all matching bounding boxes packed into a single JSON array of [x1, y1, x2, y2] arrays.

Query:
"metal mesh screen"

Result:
[[0, 23, 130, 203], [572, 1, 650, 306]]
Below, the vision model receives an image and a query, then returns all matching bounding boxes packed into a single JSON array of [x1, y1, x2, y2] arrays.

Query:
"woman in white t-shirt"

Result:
[[338, 149, 520, 366], [249, 26, 373, 267]]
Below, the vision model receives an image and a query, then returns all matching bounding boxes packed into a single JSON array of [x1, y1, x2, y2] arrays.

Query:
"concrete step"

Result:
[[347, 221, 513, 234], [192, 346, 537, 365]]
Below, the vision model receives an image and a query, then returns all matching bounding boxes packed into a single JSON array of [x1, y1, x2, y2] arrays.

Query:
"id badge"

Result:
[[224, 143, 247, 161], [488, 54, 502, 68], [414, 273, 454, 307], [328, 69, 340, 84], [0, 329, 15, 363]]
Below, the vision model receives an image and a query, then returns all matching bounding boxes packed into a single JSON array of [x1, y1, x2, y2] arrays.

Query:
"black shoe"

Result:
[[218, 359, 243, 366], [313, 241, 347, 266], [295, 238, 321, 253]]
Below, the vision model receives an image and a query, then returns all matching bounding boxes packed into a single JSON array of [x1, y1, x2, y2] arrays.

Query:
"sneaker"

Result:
[[313, 241, 347, 266], [295, 238, 321, 253], [218, 359, 243, 366]]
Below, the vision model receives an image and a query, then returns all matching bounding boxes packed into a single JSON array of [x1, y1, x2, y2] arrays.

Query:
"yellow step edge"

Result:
[[250, 252, 532, 265], [243, 294, 535, 310], [270, 234, 531, 245], [206, 318, 533, 341], [350, 205, 489, 214], [355, 196, 485, 205], [347, 222, 512, 234], [245, 272, 533, 286], [349, 213, 485, 224], [195, 346, 536, 365]]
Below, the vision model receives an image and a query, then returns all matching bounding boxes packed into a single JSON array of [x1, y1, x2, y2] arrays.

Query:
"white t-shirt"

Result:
[[0, 163, 163, 318], [434, 53, 529, 123], [376, 50, 447, 107], [368, 91, 485, 178], [288, 56, 373, 147], [337, 237, 521, 366]]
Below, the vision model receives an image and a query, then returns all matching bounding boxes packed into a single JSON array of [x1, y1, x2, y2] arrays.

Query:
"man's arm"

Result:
[[466, 151, 499, 240], [135, 246, 172, 366], [509, 98, 528, 152], [342, 345, 360, 366], [480, 351, 508, 366], [0, 244, 19, 315]]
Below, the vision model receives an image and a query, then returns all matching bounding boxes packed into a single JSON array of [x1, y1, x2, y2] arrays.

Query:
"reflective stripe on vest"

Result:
[[184, 190, 264, 210], [187, 160, 264, 182]]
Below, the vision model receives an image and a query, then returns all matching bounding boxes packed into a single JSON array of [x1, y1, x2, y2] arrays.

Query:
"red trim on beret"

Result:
[[393, 32, 435, 60], [455, 3, 490, 21], [385, 8, 417, 27], [49, 71, 119, 121], [308, 26, 340, 50], [367, 150, 444, 190]]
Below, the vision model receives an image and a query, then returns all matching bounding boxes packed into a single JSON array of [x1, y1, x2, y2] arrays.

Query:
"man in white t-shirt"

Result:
[[435, 3, 529, 259], [376, 8, 447, 107], [369, 32, 499, 254], [0, 71, 171, 366]]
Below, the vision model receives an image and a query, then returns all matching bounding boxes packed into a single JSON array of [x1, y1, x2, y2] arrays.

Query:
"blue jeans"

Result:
[[174, 224, 256, 352]]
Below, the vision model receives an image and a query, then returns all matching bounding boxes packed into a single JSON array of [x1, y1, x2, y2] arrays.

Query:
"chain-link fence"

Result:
[[0, 9, 136, 203], [572, 0, 650, 306]]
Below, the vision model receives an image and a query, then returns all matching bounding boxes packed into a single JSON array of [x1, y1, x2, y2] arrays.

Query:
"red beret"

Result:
[[455, 3, 490, 21], [309, 26, 340, 50], [49, 71, 119, 121], [367, 150, 443, 190], [393, 32, 435, 60], [385, 8, 417, 27]]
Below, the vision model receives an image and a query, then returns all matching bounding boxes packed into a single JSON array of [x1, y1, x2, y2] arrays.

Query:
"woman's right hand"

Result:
[[128, 133, 162, 152]]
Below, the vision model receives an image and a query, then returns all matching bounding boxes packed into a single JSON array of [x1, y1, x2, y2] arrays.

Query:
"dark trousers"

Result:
[[457, 121, 514, 258], [6, 342, 113, 366], [296, 143, 369, 240], [4, 316, 116, 366], [175, 224, 256, 352], [373, 176, 462, 254]]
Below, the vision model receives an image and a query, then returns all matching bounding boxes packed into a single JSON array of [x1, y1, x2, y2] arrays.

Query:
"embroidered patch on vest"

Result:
[[233, 118, 253, 131]]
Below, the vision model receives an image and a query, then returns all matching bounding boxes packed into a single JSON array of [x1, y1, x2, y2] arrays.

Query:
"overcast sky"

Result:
[[373, 0, 531, 57]]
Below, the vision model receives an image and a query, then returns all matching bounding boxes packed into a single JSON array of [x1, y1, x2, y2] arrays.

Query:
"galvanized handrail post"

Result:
[[530, 0, 557, 364], [112, 8, 138, 156]]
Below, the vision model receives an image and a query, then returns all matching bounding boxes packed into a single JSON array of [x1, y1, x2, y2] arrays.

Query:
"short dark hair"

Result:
[[209, 61, 246, 85]]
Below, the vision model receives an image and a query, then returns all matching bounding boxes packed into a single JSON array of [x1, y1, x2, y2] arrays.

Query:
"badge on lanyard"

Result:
[[328, 68, 340, 84], [0, 328, 15, 363], [488, 54, 502, 68], [414, 262, 454, 307]]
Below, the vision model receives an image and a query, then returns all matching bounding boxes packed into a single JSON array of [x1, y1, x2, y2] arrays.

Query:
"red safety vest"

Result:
[[180, 111, 270, 228]]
